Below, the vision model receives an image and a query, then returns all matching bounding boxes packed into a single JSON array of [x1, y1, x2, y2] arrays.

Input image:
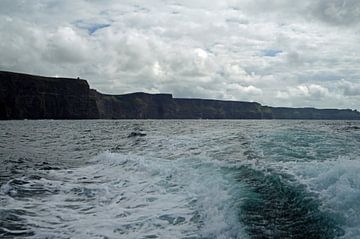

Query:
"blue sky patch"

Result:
[[73, 20, 111, 35], [87, 23, 111, 34], [260, 49, 283, 57]]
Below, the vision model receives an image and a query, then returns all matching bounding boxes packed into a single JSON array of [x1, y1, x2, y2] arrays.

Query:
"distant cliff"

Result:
[[1, 71, 359, 120], [0, 71, 98, 119], [91, 90, 176, 119]]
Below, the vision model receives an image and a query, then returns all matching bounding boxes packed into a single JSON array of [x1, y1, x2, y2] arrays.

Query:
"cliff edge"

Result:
[[0, 71, 98, 119], [1, 71, 359, 120]]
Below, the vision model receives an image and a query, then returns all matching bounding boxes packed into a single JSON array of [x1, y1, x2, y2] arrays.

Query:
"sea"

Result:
[[0, 120, 359, 239]]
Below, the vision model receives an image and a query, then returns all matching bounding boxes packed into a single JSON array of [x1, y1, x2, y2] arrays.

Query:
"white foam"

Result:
[[271, 156, 360, 238], [0, 180, 15, 196], [2, 151, 248, 239]]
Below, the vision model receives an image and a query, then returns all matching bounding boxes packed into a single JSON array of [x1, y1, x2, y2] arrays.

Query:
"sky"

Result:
[[0, 0, 359, 110]]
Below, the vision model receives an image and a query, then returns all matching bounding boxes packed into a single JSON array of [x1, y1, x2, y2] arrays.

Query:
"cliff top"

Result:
[[0, 70, 89, 86]]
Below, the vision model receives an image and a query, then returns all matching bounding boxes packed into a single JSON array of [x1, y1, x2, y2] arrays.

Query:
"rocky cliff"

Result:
[[0, 71, 98, 119], [1, 71, 359, 120], [92, 90, 176, 119], [174, 98, 272, 119]]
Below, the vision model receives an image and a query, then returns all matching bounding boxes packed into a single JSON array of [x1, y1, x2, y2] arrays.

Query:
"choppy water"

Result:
[[0, 120, 360, 239]]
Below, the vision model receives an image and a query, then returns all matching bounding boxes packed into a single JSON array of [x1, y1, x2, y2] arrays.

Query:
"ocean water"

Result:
[[0, 120, 359, 239]]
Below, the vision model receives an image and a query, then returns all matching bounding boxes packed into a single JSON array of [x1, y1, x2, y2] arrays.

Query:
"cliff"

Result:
[[174, 98, 270, 119], [0, 71, 98, 119], [1, 71, 359, 120], [91, 90, 176, 119], [268, 107, 360, 120]]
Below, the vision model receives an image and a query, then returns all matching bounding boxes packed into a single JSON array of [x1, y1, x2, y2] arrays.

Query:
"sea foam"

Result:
[[2, 151, 248, 239]]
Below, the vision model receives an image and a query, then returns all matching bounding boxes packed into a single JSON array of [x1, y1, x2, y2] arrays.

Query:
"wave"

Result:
[[1, 151, 249, 239], [1, 148, 359, 238], [275, 156, 360, 238]]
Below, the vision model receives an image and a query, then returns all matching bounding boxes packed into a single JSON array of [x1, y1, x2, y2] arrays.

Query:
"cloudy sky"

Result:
[[1, 0, 359, 109]]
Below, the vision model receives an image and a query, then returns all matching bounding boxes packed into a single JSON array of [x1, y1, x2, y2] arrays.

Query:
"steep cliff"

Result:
[[268, 107, 360, 120], [0, 71, 98, 119], [92, 90, 176, 119], [1, 71, 359, 120], [174, 98, 273, 119]]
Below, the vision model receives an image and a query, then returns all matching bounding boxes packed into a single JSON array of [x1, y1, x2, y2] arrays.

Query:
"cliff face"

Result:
[[174, 99, 270, 119], [1, 71, 360, 120], [268, 107, 360, 120], [92, 90, 176, 119], [0, 71, 98, 119], [91, 93, 268, 119]]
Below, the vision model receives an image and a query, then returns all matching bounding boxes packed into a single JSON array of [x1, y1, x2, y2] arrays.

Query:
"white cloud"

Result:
[[230, 84, 263, 96], [43, 27, 90, 63], [276, 84, 330, 100], [0, 0, 359, 110]]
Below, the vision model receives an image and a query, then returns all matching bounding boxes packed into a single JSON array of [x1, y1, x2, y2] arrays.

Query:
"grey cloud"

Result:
[[286, 52, 303, 66], [42, 27, 90, 64], [0, 0, 359, 110], [311, 0, 360, 26], [336, 80, 360, 96], [230, 0, 360, 27]]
